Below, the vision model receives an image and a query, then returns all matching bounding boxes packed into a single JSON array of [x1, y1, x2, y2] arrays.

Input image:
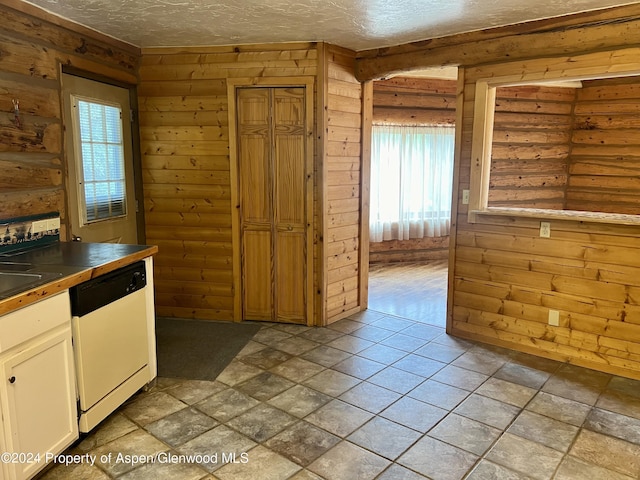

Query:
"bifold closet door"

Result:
[[237, 87, 307, 323]]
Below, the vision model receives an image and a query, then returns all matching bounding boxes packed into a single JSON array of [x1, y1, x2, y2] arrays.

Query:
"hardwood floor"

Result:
[[368, 260, 448, 328]]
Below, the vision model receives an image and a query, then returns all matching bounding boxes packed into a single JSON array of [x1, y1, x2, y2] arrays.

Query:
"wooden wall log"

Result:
[[0, 2, 139, 230]]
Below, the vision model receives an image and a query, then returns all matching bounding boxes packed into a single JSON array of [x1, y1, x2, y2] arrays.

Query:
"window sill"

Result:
[[469, 207, 640, 227]]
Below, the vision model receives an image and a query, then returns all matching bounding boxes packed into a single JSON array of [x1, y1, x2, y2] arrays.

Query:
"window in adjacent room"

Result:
[[370, 124, 455, 242]]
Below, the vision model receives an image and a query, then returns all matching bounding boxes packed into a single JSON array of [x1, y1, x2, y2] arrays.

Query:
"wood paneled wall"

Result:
[[138, 43, 319, 322], [488, 86, 576, 210], [453, 50, 640, 379], [370, 77, 456, 263], [0, 1, 138, 233], [567, 77, 640, 215], [323, 45, 364, 323]]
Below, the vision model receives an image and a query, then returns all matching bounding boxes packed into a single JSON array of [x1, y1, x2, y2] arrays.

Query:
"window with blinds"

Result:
[[75, 99, 127, 223]]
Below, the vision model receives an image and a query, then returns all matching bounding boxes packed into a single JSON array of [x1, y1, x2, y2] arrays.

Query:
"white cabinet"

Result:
[[0, 292, 78, 480]]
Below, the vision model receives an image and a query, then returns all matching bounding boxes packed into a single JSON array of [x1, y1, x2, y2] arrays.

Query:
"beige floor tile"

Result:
[[526, 391, 591, 426], [507, 410, 578, 452], [348, 416, 422, 460], [584, 407, 640, 445], [214, 445, 301, 480], [398, 436, 478, 480], [73, 412, 138, 453], [428, 413, 501, 455], [269, 356, 325, 383], [380, 396, 448, 433], [305, 399, 374, 437], [118, 461, 210, 480], [302, 369, 361, 397], [265, 420, 341, 466], [368, 366, 425, 394], [486, 433, 563, 480], [377, 464, 430, 479], [215, 360, 264, 387], [234, 371, 295, 401], [555, 456, 635, 480], [339, 381, 402, 413], [92, 429, 170, 477], [165, 379, 228, 405], [121, 391, 187, 426], [430, 364, 489, 391], [38, 462, 112, 480], [569, 429, 640, 478], [194, 388, 260, 422], [308, 441, 391, 480], [453, 394, 520, 430], [177, 425, 256, 473], [226, 404, 297, 442], [465, 460, 532, 480], [407, 379, 469, 410], [476, 377, 537, 407], [300, 345, 353, 367], [268, 384, 333, 418], [145, 406, 218, 447]]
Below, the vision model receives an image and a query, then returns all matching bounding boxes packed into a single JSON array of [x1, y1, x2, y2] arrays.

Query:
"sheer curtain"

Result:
[[370, 124, 454, 242]]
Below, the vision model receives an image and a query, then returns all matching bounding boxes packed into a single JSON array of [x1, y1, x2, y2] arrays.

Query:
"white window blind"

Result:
[[76, 99, 126, 223], [370, 124, 454, 242]]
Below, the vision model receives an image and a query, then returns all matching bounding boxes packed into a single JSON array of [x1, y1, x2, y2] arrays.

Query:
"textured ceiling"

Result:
[[23, 0, 640, 51]]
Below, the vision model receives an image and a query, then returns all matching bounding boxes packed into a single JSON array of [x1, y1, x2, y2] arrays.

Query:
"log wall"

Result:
[[453, 51, 640, 379], [323, 45, 364, 323], [370, 77, 455, 263], [566, 77, 640, 215], [138, 43, 319, 322], [0, 1, 139, 234], [373, 77, 456, 125], [489, 86, 575, 210]]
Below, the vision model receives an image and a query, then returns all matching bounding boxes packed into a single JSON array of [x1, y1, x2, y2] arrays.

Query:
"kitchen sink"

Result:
[[0, 271, 62, 299]]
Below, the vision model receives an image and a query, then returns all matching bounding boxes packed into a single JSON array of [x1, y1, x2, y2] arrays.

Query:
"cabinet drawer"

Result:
[[0, 292, 71, 353]]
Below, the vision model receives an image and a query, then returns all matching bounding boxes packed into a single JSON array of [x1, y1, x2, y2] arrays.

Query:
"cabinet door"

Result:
[[1, 327, 78, 480]]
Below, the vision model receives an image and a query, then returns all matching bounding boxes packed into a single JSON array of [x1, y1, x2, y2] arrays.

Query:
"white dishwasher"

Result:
[[70, 261, 151, 433]]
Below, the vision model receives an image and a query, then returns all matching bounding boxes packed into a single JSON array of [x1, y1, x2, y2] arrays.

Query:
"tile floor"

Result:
[[40, 263, 640, 480]]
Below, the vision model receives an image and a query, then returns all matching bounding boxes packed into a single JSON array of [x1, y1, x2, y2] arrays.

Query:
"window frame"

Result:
[[70, 94, 128, 227], [468, 66, 640, 227]]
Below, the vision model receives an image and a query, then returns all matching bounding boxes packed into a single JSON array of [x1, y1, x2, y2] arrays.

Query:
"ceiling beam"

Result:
[[355, 3, 640, 82]]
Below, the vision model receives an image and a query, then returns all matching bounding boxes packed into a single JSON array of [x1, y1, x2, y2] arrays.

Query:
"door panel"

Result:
[[62, 74, 137, 244], [242, 230, 272, 320], [239, 136, 271, 223], [276, 232, 306, 321], [275, 135, 306, 225]]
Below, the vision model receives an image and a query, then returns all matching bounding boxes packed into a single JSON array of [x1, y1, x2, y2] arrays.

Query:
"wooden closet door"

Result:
[[273, 88, 306, 322], [237, 88, 272, 320], [236, 87, 307, 323]]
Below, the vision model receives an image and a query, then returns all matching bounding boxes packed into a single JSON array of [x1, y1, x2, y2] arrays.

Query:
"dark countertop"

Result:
[[0, 242, 158, 314]]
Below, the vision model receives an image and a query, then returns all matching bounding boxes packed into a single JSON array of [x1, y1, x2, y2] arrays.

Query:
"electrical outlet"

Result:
[[31, 220, 48, 234], [540, 221, 551, 238], [47, 217, 60, 231], [548, 309, 560, 326], [462, 189, 470, 205]]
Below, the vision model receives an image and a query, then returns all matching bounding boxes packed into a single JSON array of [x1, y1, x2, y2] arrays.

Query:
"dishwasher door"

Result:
[[72, 289, 148, 409], [70, 261, 151, 432]]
